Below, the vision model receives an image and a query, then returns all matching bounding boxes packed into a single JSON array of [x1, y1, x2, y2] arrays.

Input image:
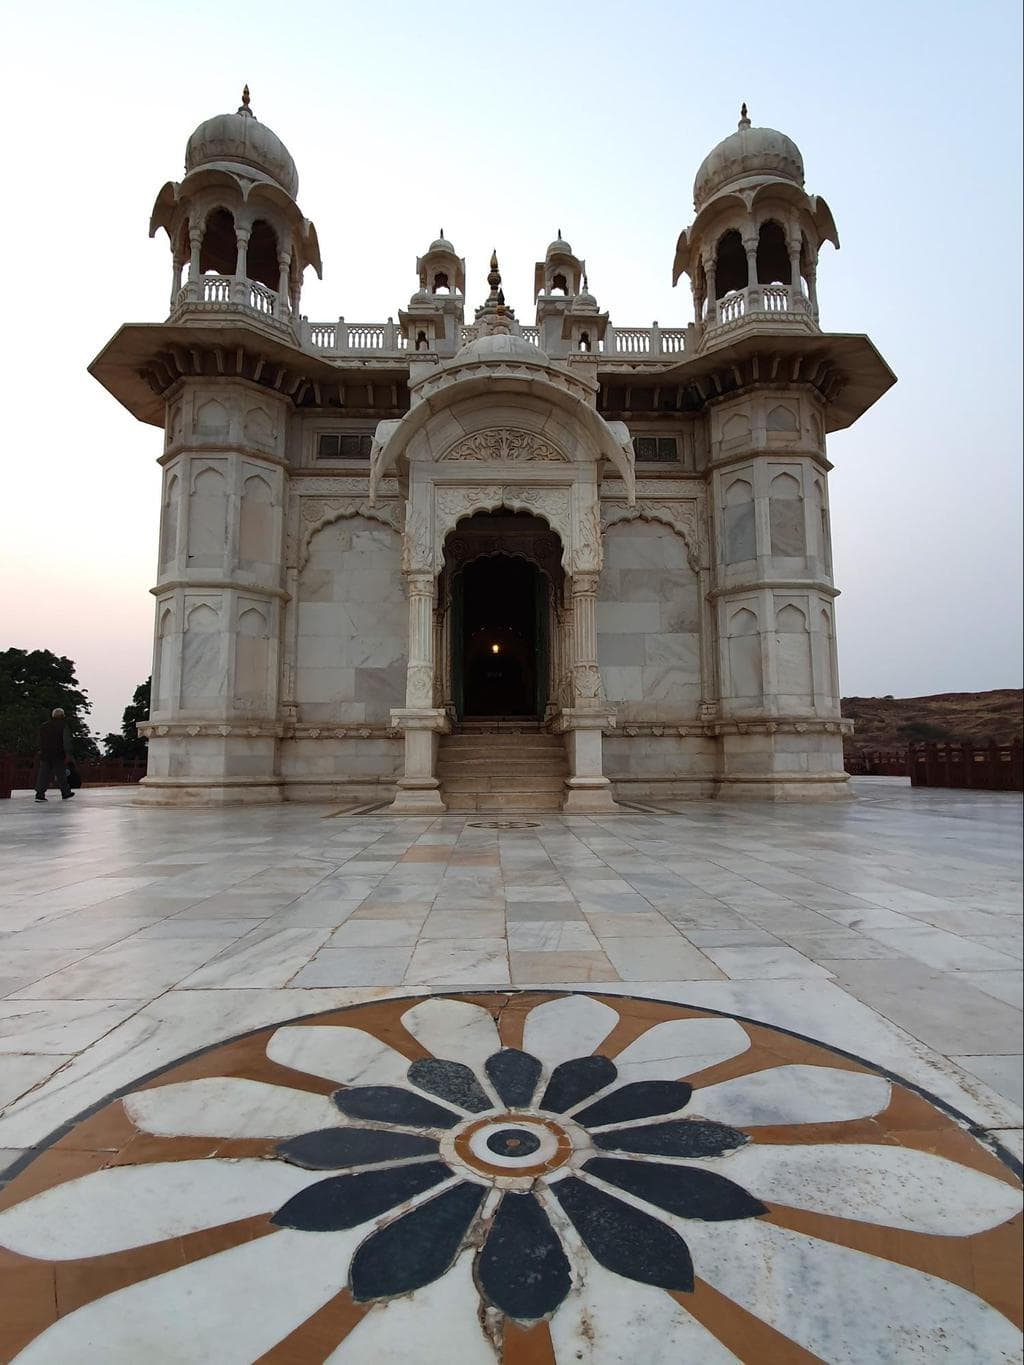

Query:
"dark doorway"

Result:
[[456, 556, 543, 718]]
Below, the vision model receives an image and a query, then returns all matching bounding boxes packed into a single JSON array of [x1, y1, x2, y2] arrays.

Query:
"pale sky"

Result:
[[1, 0, 1021, 738]]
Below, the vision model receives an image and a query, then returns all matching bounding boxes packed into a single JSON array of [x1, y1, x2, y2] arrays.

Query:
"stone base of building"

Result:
[[134, 777, 284, 806], [712, 772, 852, 800], [562, 779, 619, 813]]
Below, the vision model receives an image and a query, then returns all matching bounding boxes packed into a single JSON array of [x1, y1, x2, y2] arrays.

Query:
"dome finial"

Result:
[[739, 101, 750, 128], [487, 250, 501, 298], [238, 84, 253, 117]]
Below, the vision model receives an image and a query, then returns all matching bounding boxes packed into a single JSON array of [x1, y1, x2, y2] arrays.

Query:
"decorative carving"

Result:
[[296, 498, 402, 570], [444, 529, 563, 585], [572, 500, 603, 574], [405, 663, 434, 708], [601, 499, 704, 571], [439, 428, 570, 463], [572, 663, 604, 703], [402, 497, 432, 574]]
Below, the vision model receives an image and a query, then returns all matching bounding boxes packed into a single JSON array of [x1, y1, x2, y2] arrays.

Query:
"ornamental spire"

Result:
[[238, 84, 253, 117], [739, 102, 750, 129]]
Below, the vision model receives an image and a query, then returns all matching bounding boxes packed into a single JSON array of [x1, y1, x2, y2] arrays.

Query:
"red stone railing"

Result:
[[908, 740, 1022, 792], [0, 755, 147, 798]]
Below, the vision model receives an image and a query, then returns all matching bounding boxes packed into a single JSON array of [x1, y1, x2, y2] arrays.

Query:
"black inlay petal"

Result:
[[584, 1156, 767, 1222], [272, 1160, 450, 1231], [539, 1055, 617, 1113], [575, 1080, 692, 1128], [552, 1176, 693, 1292], [477, 1192, 572, 1320], [350, 1180, 487, 1301], [594, 1118, 747, 1159], [408, 1058, 492, 1113], [333, 1085, 461, 1129], [276, 1127, 438, 1171], [484, 1050, 542, 1107]]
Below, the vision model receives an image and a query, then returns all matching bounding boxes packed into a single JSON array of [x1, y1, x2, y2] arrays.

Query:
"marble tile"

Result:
[[403, 939, 510, 986], [683, 927, 781, 947], [701, 944, 832, 980], [865, 926, 1021, 972], [504, 885, 574, 903], [288, 947, 414, 987], [506, 921, 602, 952], [509, 950, 618, 984], [949, 1054, 1024, 1108], [601, 937, 725, 981], [5, 940, 221, 1001], [326, 919, 424, 948], [575, 892, 660, 916], [823, 960, 1024, 1055], [584, 911, 678, 938], [420, 911, 505, 939], [0, 1054, 70, 1108], [504, 901, 585, 921], [956, 970, 1024, 1010], [0, 1000, 141, 1054], [779, 931, 905, 961], [176, 928, 332, 990]]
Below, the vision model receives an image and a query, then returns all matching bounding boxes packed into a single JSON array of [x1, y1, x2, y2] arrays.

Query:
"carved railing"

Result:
[[248, 281, 276, 315], [298, 318, 694, 360], [202, 275, 232, 304], [712, 284, 809, 328]]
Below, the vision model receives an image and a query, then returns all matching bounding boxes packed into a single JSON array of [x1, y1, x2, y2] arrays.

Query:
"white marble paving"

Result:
[[0, 782, 1020, 1167]]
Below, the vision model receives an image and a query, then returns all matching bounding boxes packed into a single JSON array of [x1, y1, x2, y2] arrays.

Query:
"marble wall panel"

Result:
[[295, 518, 406, 725], [598, 522, 701, 721]]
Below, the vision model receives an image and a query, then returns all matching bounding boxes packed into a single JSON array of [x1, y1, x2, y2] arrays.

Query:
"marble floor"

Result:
[[0, 779, 1020, 1361]]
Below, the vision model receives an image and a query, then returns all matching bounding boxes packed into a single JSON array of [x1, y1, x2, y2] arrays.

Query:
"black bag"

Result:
[[66, 762, 82, 790]]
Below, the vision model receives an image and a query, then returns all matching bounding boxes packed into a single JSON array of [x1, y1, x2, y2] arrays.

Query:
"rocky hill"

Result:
[[842, 690, 1023, 753]]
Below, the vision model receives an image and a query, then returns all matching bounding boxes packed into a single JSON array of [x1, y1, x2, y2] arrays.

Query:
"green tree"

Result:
[[0, 649, 99, 760], [102, 677, 151, 760]]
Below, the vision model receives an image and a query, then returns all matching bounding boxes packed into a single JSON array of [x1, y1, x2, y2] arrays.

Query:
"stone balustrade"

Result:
[[710, 283, 811, 329], [172, 281, 813, 359]]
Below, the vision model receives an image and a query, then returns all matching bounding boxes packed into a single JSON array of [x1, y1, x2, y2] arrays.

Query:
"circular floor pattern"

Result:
[[467, 820, 542, 830], [0, 991, 1020, 1363]]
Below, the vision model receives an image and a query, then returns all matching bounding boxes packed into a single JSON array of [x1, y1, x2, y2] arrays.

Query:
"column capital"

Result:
[[570, 571, 600, 596]]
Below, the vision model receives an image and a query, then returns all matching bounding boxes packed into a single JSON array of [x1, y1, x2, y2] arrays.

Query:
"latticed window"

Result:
[[633, 435, 679, 463], [317, 432, 374, 459]]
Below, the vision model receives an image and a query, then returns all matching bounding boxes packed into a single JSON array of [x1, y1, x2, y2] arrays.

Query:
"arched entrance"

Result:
[[441, 510, 562, 725]]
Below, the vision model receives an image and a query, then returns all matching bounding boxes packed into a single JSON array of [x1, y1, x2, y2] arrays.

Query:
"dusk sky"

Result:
[[1, 0, 1020, 739]]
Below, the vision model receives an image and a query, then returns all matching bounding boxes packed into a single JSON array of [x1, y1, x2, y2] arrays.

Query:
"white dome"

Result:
[[185, 91, 299, 199], [457, 332, 548, 363], [693, 109, 803, 211]]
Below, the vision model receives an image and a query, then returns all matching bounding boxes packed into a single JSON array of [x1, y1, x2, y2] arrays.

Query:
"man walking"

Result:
[[35, 708, 75, 802]]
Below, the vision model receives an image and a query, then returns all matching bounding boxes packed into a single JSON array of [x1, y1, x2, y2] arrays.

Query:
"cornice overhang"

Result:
[[89, 322, 371, 427], [596, 330, 896, 433]]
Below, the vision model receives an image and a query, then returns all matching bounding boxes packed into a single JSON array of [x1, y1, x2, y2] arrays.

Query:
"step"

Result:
[[442, 764, 570, 775], [440, 774, 566, 794], [444, 791, 564, 812]]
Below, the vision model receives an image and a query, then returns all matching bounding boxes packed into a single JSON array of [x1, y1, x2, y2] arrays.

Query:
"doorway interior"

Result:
[[455, 555, 545, 718]]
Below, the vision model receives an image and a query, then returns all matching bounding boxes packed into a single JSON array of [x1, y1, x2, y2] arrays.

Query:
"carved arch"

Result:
[[431, 486, 573, 574], [600, 502, 703, 573], [296, 498, 403, 571]]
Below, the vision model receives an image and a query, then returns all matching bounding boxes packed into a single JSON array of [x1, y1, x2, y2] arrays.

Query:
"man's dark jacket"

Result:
[[39, 719, 69, 760]]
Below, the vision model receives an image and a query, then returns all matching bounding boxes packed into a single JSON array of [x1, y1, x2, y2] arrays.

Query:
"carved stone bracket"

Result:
[[295, 497, 403, 570], [601, 499, 704, 572]]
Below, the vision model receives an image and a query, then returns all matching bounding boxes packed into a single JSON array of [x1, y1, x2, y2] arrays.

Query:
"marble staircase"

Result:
[[438, 724, 568, 811]]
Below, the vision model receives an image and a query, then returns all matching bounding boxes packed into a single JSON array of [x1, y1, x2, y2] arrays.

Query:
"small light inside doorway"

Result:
[[490, 643, 501, 654]]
